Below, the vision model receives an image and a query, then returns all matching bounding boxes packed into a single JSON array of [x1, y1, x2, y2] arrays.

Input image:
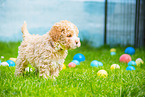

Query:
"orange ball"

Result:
[[68, 62, 76, 68], [119, 54, 131, 63]]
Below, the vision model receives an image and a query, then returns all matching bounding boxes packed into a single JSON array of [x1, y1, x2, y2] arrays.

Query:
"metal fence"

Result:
[[104, 0, 145, 47], [0, 0, 144, 47]]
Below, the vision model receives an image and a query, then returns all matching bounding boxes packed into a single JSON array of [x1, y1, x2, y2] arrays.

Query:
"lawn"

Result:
[[0, 42, 145, 96]]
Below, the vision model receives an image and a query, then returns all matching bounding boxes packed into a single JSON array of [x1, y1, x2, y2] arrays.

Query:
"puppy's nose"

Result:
[[75, 40, 78, 45]]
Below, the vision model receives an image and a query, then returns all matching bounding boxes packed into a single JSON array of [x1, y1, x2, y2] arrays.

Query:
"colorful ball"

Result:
[[6, 60, 15, 67], [73, 53, 85, 62], [62, 64, 66, 69], [90, 60, 99, 67], [9, 58, 17, 62], [1, 56, 4, 59], [97, 70, 108, 78], [0, 62, 9, 66], [25, 67, 33, 72], [98, 62, 103, 66], [119, 54, 131, 63], [128, 61, 136, 66], [126, 66, 135, 71], [71, 60, 80, 65], [110, 64, 120, 70], [125, 47, 135, 55], [135, 58, 144, 66], [68, 62, 76, 68], [110, 52, 116, 56], [110, 48, 116, 52]]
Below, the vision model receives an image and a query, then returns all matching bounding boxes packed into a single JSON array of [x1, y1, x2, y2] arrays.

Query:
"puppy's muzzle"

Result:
[[75, 38, 81, 47]]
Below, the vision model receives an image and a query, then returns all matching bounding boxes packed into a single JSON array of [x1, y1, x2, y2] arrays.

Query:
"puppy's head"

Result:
[[49, 20, 81, 50]]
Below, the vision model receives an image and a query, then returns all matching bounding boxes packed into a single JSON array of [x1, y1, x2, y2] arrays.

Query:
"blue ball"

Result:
[[98, 62, 103, 66], [110, 52, 116, 55], [73, 53, 85, 62], [6, 60, 15, 67], [0, 60, 1, 64], [128, 61, 136, 66], [90, 60, 99, 67], [125, 47, 135, 55], [126, 66, 135, 71], [72, 60, 80, 65]]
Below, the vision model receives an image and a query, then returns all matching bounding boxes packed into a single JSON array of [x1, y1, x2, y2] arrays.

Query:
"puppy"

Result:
[[15, 20, 80, 78]]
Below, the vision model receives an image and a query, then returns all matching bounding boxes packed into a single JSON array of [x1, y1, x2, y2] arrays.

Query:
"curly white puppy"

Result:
[[15, 20, 80, 78]]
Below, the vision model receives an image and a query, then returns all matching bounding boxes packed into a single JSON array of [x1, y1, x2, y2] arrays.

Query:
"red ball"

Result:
[[119, 54, 131, 63], [68, 62, 76, 68]]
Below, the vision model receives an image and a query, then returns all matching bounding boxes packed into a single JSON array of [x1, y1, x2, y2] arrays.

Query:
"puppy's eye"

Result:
[[67, 34, 72, 37], [61, 29, 65, 32]]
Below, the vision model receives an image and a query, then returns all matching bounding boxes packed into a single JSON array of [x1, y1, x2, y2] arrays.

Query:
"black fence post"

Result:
[[143, 0, 145, 47], [104, 0, 108, 44], [134, 0, 140, 47]]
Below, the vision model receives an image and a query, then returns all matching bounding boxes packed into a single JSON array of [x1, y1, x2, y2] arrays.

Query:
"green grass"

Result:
[[0, 42, 145, 97]]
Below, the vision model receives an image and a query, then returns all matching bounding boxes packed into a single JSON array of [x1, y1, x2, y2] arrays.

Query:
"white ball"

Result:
[[97, 70, 108, 78], [0, 62, 9, 66], [136, 58, 144, 66], [1, 56, 4, 59], [110, 64, 120, 70], [25, 67, 33, 72]]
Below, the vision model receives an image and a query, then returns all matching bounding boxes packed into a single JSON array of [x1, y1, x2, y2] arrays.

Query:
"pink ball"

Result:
[[68, 62, 76, 68], [119, 54, 131, 63]]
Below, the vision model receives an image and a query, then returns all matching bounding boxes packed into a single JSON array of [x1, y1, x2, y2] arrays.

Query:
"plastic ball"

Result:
[[1, 56, 4, 59], [98, 62, 103, 66], [97, 70, 108, 78], [6, 60, 15, 67], [125, 47, 135, 55], [0, 60, 1, 64], [110, 52, 116, 56], [110, 48, 116, 52], [119, 54, 131, 63], [128, 61, 136, 66], [135, 58, 144, 66], [62, 64, 66, 69], [0, 62, 9, 66], [90, 60, 99, 67], [110, 64, 120, 70], [73, 53, 85, 62], [68, 62, 76, 68], [126, 66, 135, 71], [71, 60, 80, 65], [9, 58, 17, 62], [25, 67, 33, 72]]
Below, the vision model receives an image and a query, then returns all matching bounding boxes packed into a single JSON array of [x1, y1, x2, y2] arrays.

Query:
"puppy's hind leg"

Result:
[[15, 55, 29, 76]]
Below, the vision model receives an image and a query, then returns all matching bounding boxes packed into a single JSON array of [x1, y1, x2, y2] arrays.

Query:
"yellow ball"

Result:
[[9, 58, 17, 62], [62, 64, 66, 69], [136, 58, 144, 66], [97, 70, 108, 78], [110, 64, 120, 70], [110, 48, 116, 52]]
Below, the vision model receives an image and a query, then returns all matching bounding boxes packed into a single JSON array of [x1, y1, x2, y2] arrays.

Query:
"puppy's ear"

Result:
[[49, 25, 64, 42]]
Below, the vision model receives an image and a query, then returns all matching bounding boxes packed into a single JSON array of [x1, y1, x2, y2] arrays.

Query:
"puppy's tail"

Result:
[[21, 21, 30, 38]]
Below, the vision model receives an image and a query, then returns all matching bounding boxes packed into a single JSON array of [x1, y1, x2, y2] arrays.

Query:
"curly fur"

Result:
[[15, 20, 80, 78]]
